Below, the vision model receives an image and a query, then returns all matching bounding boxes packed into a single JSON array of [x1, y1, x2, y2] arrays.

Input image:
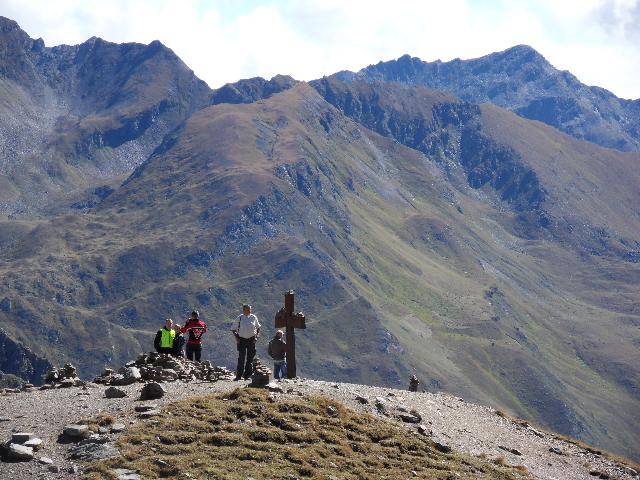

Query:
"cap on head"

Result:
[[166, 318, 173, 327], [191, 310, 199, 319]]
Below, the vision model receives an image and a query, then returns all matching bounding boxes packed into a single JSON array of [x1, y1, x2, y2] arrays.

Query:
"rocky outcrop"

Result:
[[0, 328, 51, 386], [211, 74, 297, 105]]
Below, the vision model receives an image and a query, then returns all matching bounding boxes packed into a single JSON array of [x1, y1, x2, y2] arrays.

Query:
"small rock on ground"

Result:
[[7, 443, 34, 461], [105, 386, 128, 398], [114, 468, 141, 480], [23, 437, 43, 450], [64, 424, 89, 438], [111, 423, 126, 433], [11, 432, 34, 443], [140, 382, 166, 400]]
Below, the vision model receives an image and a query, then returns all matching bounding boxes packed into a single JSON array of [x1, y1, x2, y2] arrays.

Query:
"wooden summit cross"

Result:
[[274, 290, 306, 379]]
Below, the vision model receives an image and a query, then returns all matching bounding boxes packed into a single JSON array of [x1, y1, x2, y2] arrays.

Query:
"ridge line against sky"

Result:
[[2, 0, 639, 99]]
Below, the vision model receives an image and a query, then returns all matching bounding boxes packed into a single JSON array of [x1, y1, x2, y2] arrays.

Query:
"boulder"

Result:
[[105, 387, 127, 398], [140, 382, 166, 400], [38, 456, 53, 465], [7, 443, 34, 461]]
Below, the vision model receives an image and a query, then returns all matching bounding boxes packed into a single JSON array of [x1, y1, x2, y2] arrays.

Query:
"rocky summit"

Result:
[[0, 374, 638, 480], [0, 15, 638, 468]]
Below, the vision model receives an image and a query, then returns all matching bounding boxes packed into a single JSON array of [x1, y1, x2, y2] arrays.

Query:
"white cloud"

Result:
[[1, 0, 639, 98]]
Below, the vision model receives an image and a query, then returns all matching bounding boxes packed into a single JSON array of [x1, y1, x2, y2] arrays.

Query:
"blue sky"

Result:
[[3, 0, 639, 98]]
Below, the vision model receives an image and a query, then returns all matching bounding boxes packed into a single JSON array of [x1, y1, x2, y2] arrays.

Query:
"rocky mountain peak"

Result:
[[210, 74, 298, 105], [340, 44, 640, 151], [0, 15, 21, 33], [0, 16, 34, 49]]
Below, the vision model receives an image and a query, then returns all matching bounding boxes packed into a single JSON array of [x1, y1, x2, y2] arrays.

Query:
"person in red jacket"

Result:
[[180, 310, 207, 362]]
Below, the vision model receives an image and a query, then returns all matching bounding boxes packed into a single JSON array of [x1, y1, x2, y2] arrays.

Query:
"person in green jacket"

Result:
[[154, 318, 176, 355]]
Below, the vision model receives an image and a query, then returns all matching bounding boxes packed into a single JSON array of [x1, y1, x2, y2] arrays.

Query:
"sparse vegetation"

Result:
[[81, 412, 116, 433], [85, 388, 532, 479]]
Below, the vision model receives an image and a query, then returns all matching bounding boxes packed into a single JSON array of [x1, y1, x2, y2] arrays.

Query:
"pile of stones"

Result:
[[93, 352, 235, 385], [40, 363, 84, 389], [249, 357, 271, 388], [0, 432, 44, 462]]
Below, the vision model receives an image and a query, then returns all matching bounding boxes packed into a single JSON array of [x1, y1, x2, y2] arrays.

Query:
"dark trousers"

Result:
[[236, 337, 256, 379], [186, 343, 202, 362]]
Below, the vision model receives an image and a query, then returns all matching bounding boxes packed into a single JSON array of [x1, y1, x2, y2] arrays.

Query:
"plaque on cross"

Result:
[[274, 290, 306, 379]]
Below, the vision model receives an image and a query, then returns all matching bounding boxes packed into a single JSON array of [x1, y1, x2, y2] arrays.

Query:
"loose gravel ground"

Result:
[[0, 378, 637, 479]]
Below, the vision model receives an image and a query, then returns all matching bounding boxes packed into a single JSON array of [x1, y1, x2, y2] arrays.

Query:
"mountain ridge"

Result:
[[333, 45, 640, 152]]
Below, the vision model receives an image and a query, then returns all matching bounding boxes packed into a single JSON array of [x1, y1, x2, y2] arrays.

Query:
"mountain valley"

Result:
[[0, 16, 638, 463]]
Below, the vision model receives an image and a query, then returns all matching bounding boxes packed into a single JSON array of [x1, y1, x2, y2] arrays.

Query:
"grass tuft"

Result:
[[85, 388, 531, 479]]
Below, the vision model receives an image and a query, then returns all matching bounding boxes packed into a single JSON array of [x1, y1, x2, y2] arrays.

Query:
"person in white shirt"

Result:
[[232, 304, 261, 380]]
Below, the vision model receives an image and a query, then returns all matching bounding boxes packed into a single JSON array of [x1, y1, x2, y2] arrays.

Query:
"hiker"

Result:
[[172, 323, 186, 358], [268, 329, 287, 380], [232, 304, 261, 380], [181, 310, 207, 362], [409, 374, 420, 392], [154, 318, 176, 355]]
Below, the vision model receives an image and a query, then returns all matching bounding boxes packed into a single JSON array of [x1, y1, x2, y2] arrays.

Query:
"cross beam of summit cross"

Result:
[[274, 290, 306, 379]]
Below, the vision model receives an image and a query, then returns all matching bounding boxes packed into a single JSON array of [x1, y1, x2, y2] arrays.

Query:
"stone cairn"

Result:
[[41, 363, 84, 389], [248, 357, 271, 388], [93, 352, 235, 385]]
